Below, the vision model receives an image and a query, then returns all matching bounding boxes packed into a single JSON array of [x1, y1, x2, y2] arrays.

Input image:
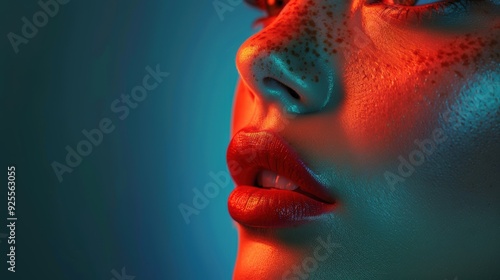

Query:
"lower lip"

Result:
[[228, 186, 335, 228]]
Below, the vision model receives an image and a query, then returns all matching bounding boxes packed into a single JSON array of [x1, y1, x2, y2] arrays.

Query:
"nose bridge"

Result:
[[236, 0, 346, 115]]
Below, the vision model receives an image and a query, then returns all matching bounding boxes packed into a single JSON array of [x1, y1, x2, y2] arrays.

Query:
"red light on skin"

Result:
[[323, 14, 500, 165], [231, 82, 256, 137], [229, 0, 500, 278]]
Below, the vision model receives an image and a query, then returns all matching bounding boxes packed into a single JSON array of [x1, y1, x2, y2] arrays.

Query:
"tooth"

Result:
[[261, 170, 277, 188], [284, 181, 299, 191], [258, 170, 299, 190], [275, 175, 297, 190]]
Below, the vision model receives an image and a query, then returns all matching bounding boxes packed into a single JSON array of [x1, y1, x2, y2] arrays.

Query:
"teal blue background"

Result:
[[1, 1, 259, 279]]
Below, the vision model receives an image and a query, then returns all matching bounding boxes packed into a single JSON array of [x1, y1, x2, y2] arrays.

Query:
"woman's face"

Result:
[[228, 0, 500, 278]]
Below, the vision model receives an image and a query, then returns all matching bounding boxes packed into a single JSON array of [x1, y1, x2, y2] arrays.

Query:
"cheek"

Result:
[[338, 24, 499, 163], [438, 69, 500, 160]]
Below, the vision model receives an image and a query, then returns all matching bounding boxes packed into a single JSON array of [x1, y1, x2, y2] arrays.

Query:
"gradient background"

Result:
[[0, 1, 260, 279]]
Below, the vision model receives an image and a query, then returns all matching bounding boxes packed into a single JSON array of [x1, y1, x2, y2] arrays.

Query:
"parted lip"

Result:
[[226, 129, 336, 228]]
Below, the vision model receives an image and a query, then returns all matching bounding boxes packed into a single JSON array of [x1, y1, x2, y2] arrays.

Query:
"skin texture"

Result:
[[230, 0, 500, 279]]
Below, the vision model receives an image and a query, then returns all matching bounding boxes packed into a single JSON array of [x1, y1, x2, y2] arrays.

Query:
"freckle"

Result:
[[454, 70, 464, 78], [335, 38, 343, 43], [441, 62, 449, 67], [332, 49, 337, 53], [431, 80, 436, 84], [314, 75, 319, 82], [490, 39, 498, 46]]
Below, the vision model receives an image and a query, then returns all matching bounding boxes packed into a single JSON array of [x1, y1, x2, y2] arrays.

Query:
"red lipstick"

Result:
[[227, 129, 336, 228]]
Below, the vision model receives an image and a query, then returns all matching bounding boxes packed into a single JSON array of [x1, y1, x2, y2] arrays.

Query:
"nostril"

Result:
[[263, 77, 301, 101]]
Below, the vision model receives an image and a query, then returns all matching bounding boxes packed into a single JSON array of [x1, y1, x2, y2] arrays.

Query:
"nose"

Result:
[[236, 2, 344, 115]]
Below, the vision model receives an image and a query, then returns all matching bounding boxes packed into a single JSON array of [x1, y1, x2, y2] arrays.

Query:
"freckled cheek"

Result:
[[338, 95, 438, 162], [338, 57, 452, 159], [338, 25, 500, 158]]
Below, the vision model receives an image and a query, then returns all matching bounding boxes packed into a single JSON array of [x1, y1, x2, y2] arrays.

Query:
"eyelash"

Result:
[[245, 0, 474, 24]]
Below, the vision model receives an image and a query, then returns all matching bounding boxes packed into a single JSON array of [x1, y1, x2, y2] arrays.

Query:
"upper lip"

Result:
[[226, 129, 335, 204]]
